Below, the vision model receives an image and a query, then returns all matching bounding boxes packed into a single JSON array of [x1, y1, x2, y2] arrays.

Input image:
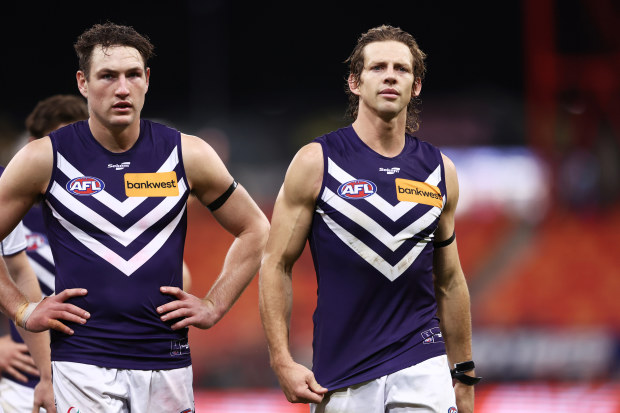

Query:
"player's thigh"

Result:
[[311, 377, 385, 413], [0, 378, 37, 413], [52, 361, 127, 413], [385, 355, 456, 413]]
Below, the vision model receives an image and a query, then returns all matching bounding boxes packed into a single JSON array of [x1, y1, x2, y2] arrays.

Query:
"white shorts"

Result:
[[311, 355, 457, 413], [52, 361, 194, 413], [0, 377, 42, 413]]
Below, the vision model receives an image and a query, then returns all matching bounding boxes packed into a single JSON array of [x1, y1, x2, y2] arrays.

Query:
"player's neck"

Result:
[[352, 110, 406, 158], [88, 117, 141, 153]]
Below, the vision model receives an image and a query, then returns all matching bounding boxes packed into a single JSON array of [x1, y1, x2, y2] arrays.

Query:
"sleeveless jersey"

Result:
[[309, 126, 447, 390], [43, 119, 191, 370]]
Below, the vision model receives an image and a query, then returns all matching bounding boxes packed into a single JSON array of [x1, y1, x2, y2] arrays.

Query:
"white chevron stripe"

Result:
[[25, 258, 55, 293], [56, 147, 180, 217], [327, 158, 443, 221], [317, 208, 428, 281], [49, 179, 188, 247], [45, 201, 186, 277], [321, 187, 438, 251], [22, 226, 55, 265]]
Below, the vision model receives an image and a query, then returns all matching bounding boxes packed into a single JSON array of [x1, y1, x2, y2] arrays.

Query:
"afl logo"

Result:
[[66, 176, 105, 196], [448, 407, 458, 413], [26, 233, 47, 251], [337, 179, 377, 199]]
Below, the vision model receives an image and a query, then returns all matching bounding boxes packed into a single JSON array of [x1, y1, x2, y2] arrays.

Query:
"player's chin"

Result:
[[107, 113, 135, 126]]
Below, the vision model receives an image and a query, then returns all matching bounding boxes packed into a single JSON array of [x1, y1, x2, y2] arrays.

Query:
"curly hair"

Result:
[[74, 22, 155, 78], [26, 94, 89, 139], [344, 25, 427, 134]]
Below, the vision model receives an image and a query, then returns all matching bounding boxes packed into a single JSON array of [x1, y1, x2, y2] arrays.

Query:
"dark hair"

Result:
[[74, 22, 155, 78], [26, 94, 89, 139], [345, 25, 427, 134]]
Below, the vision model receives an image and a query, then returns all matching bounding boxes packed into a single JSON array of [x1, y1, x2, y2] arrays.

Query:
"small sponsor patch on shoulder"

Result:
[[125, 171, 179, 197], [395, 178, 442, 207]]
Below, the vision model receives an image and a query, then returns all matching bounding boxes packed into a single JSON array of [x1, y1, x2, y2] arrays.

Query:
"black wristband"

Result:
[[450, 361, 482, 386]]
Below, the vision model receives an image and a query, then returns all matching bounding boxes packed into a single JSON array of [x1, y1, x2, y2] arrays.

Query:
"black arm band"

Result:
[[433, 231, 455, 248], [450, 360, 482, 386], [207, 180, 238, 211]]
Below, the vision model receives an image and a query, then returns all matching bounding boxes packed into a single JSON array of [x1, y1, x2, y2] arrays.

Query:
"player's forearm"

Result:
[[0, 257, 37, 322], [0, 273, 29, 321], [205, 225, 268, 320], [16, 327, 51, 379], [436, 274, 473, 364], [8, 257, 52, 378], [259, 259, 295, 367]]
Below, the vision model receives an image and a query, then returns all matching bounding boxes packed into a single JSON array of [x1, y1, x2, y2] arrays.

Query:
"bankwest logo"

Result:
[[108, 162, 130, 170], [124, 171, 179, 197], [395, 178, 442, 208]]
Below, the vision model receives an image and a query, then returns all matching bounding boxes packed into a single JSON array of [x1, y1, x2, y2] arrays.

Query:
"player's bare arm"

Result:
[[259, 142, 328, 404], [0, 138, 52, 240], [5, 251, 57, 412], [433, 153, 475, 413], [158, 134, 270, 330], [0, 139, 90, 335]]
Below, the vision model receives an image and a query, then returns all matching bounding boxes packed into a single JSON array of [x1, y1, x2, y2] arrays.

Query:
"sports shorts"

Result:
[[0, 377, 41, 413], [52, 361, 194, 413], [311, 355, 457, 413]]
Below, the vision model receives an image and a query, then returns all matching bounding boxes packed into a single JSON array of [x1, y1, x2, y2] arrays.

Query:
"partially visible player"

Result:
[[0, 172, 57, 412], [0, 95, 86, 412], [0, 22, 269, 412], [0, 95, 88, 413]]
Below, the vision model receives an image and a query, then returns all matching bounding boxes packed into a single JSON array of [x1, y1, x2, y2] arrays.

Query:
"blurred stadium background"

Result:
[[2, 0, 619, 411]]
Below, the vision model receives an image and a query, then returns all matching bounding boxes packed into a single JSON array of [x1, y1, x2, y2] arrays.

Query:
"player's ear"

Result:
[[77, 71, 88, 99], [145, 67, 150, 93], [412, 77, 422, 97], [348, 74, 361, 96]]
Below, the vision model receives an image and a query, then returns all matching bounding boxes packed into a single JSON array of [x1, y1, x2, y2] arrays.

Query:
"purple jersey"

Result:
[[43, 119, 191, 370], [309, 126, 447, 390]]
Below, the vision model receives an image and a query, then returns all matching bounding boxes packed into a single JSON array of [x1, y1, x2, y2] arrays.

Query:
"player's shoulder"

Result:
[[0, 138, 52, 195], [180, 133, 218, 160], [180, 133, 230, 185], [287, 142, 324, 180], [12, 137, 53, 167], [296, 141, 323, 162], [440, 152, 457, 175]]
